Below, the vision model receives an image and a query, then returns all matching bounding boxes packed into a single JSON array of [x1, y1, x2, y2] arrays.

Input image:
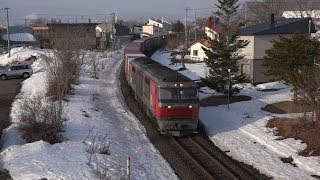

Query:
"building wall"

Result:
[[142, 25, 165, 36], [205, 27, 218, 40], [253, 34, 291, 59], [147, 19, 163, 28], [239, 36, 255, 59], [239, 34, 292, 84], [190, 42, 208, 61]]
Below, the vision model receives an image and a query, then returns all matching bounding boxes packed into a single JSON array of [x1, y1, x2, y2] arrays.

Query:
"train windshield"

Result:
[[159, 88, 198, 101]]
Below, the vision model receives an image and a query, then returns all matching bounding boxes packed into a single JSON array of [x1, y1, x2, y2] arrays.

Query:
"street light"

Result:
[[227, 68, 231, 109]]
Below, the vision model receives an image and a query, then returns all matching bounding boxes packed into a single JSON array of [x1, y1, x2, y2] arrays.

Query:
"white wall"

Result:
[[205, 27, 218, 40], [142, 25, 165, 36], [239, 36, 254, 59], [190, 42, 208, 61]]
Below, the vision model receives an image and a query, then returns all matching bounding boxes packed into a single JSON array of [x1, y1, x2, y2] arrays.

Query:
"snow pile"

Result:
[[0, 47, 44, 66], [153, 49, 320, 179], [0, 48, 178, 179], [2, 33, 36, 42]]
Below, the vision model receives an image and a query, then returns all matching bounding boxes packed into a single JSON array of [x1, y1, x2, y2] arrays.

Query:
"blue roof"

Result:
[[240, 18, 316, 35]]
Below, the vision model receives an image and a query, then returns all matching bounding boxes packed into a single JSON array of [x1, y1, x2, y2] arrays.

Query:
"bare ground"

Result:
[[262, 101, 312, 114], [267, 118, 320, 156], [200, 95, 252, 107]]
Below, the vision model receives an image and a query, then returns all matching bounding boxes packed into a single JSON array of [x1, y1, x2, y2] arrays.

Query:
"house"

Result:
[[141, 25, 166, 37], [96, 23, 131, 49], [32, 23, 97, 49], [0, 33, 38, 53], [189, 40, 211, 61], [146, 18, 172, 32], [239, 16, 316, 84], [204, 16, 219, 40]]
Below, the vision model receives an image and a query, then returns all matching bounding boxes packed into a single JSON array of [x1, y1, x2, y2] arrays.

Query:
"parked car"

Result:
[[0, 64, 33, 80]]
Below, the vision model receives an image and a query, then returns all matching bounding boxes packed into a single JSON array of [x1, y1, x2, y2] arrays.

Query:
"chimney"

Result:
[[207, 16, 212, 29], [270, 14, 275, 24]]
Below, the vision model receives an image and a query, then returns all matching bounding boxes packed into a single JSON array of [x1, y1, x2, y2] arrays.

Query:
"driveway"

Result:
[[0, 79, 23, 133]]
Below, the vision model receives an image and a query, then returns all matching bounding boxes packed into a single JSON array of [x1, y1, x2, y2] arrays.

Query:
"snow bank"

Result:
[[1, 48, 178, 179], [152, 49, 320, 179]]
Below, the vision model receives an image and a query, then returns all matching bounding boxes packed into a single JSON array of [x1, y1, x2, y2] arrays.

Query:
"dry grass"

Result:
[[200, 95, 252, 107], [262, 101, 312, 114], [267, 118, 320, 156]]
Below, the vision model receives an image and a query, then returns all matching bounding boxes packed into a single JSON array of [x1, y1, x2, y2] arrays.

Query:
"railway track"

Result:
[[120, 64, 269, 180], [172, 136, 238, 180]]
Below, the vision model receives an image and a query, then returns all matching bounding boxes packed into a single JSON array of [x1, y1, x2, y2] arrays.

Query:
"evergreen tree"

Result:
[[172, 20, 184, 32], [263, 33, 320, 100], [202, 0, 249, 96]]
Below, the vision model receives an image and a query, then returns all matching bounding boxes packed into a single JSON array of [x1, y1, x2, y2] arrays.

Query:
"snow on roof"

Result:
[[190, 39, 211, 48], [2, 33, 36, 42]]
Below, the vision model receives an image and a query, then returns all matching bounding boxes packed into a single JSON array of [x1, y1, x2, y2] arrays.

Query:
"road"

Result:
[[0, 79, 23, 135]]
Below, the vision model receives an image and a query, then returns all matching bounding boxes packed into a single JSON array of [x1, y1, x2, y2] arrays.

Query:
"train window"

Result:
[[159, 88, 179, 100], [132, 67, 136, 84], [143, 77, 150, 99], [180, 88, 198, 100]]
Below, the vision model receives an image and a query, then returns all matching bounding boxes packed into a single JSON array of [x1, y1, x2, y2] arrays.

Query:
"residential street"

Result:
[[0, 79, 22, 136]]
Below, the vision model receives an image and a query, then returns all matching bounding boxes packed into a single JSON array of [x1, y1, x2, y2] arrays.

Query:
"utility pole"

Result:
[[244, 1, 248, 22], [184, 7, 189, 48], [111, 13, 116, 50], [4, 7, 11, 57], [194, 11, 197, 41]]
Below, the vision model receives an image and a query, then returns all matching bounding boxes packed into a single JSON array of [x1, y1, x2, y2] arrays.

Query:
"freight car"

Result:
[[124, 34, 199, 136]]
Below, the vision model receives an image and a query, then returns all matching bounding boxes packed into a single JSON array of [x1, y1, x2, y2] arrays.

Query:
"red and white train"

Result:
[[124, 34, 199, 136]]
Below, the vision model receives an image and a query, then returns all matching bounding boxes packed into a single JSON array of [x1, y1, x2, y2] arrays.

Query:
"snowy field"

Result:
[[151, 50, 320, 179], [0, 47, 178, 180]]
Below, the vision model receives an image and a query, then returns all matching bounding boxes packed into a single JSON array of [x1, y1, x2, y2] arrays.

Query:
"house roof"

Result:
[[2, 33, 36, 42], [149, 19, 172, 26], [190, 39, 211, 48], [240, 17, 316, 35], [206, 24, 237, 34]]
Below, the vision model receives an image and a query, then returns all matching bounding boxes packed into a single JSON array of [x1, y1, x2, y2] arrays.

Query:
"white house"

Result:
[[239, 17, 316, 84], [189, 40, 211, 61], [141, 25, 166, 37], [146, 18, 172, 32]]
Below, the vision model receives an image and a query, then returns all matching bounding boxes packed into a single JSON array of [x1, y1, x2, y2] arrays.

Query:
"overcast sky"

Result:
[[0, 0, 245, 25]]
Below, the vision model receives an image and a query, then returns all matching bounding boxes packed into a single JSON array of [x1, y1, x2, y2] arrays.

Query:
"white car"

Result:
[[0, 64, 33, 80]]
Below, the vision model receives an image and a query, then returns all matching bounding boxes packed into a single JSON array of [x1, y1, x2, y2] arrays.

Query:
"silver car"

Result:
[[0, 64, 33, 80]]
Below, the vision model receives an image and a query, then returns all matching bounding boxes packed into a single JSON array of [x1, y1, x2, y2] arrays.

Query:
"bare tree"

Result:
[[164, 34, 187, 68], [245, 0, 287, 24], [42, 26, 88, 100], [294, 66, 320, 127]]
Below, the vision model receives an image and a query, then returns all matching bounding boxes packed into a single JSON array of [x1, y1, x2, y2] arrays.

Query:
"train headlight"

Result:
[[174, 84, 178, 87], [189, 105, 193, 109], [167, 106, 172, 108], [180, 84, 183, 87]]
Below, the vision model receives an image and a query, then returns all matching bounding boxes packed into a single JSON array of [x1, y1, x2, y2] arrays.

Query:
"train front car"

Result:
[[156, 71, 199, 136], [129, 58, 199, 136]]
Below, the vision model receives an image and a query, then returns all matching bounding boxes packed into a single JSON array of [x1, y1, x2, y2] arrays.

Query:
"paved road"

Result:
[[0, 79, 22, 133]]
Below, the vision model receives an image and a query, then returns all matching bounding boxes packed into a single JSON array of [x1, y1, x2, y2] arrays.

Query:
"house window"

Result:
[[241, 64, 250, 76], [193, 50, 198, 56]]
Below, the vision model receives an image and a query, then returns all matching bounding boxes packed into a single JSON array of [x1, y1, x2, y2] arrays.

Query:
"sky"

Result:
[[0, 0, 246, 25]]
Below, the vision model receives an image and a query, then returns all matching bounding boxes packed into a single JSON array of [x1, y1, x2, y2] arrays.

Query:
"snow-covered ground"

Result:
[[0, 47, 178, 179], [151, 50, 320, 179]]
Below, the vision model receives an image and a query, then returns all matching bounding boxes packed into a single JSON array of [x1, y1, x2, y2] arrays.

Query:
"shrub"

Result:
[[17, 95, 65, 144]]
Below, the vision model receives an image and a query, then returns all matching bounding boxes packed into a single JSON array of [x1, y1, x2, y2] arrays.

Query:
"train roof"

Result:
[[131, 57, 194, 84]]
